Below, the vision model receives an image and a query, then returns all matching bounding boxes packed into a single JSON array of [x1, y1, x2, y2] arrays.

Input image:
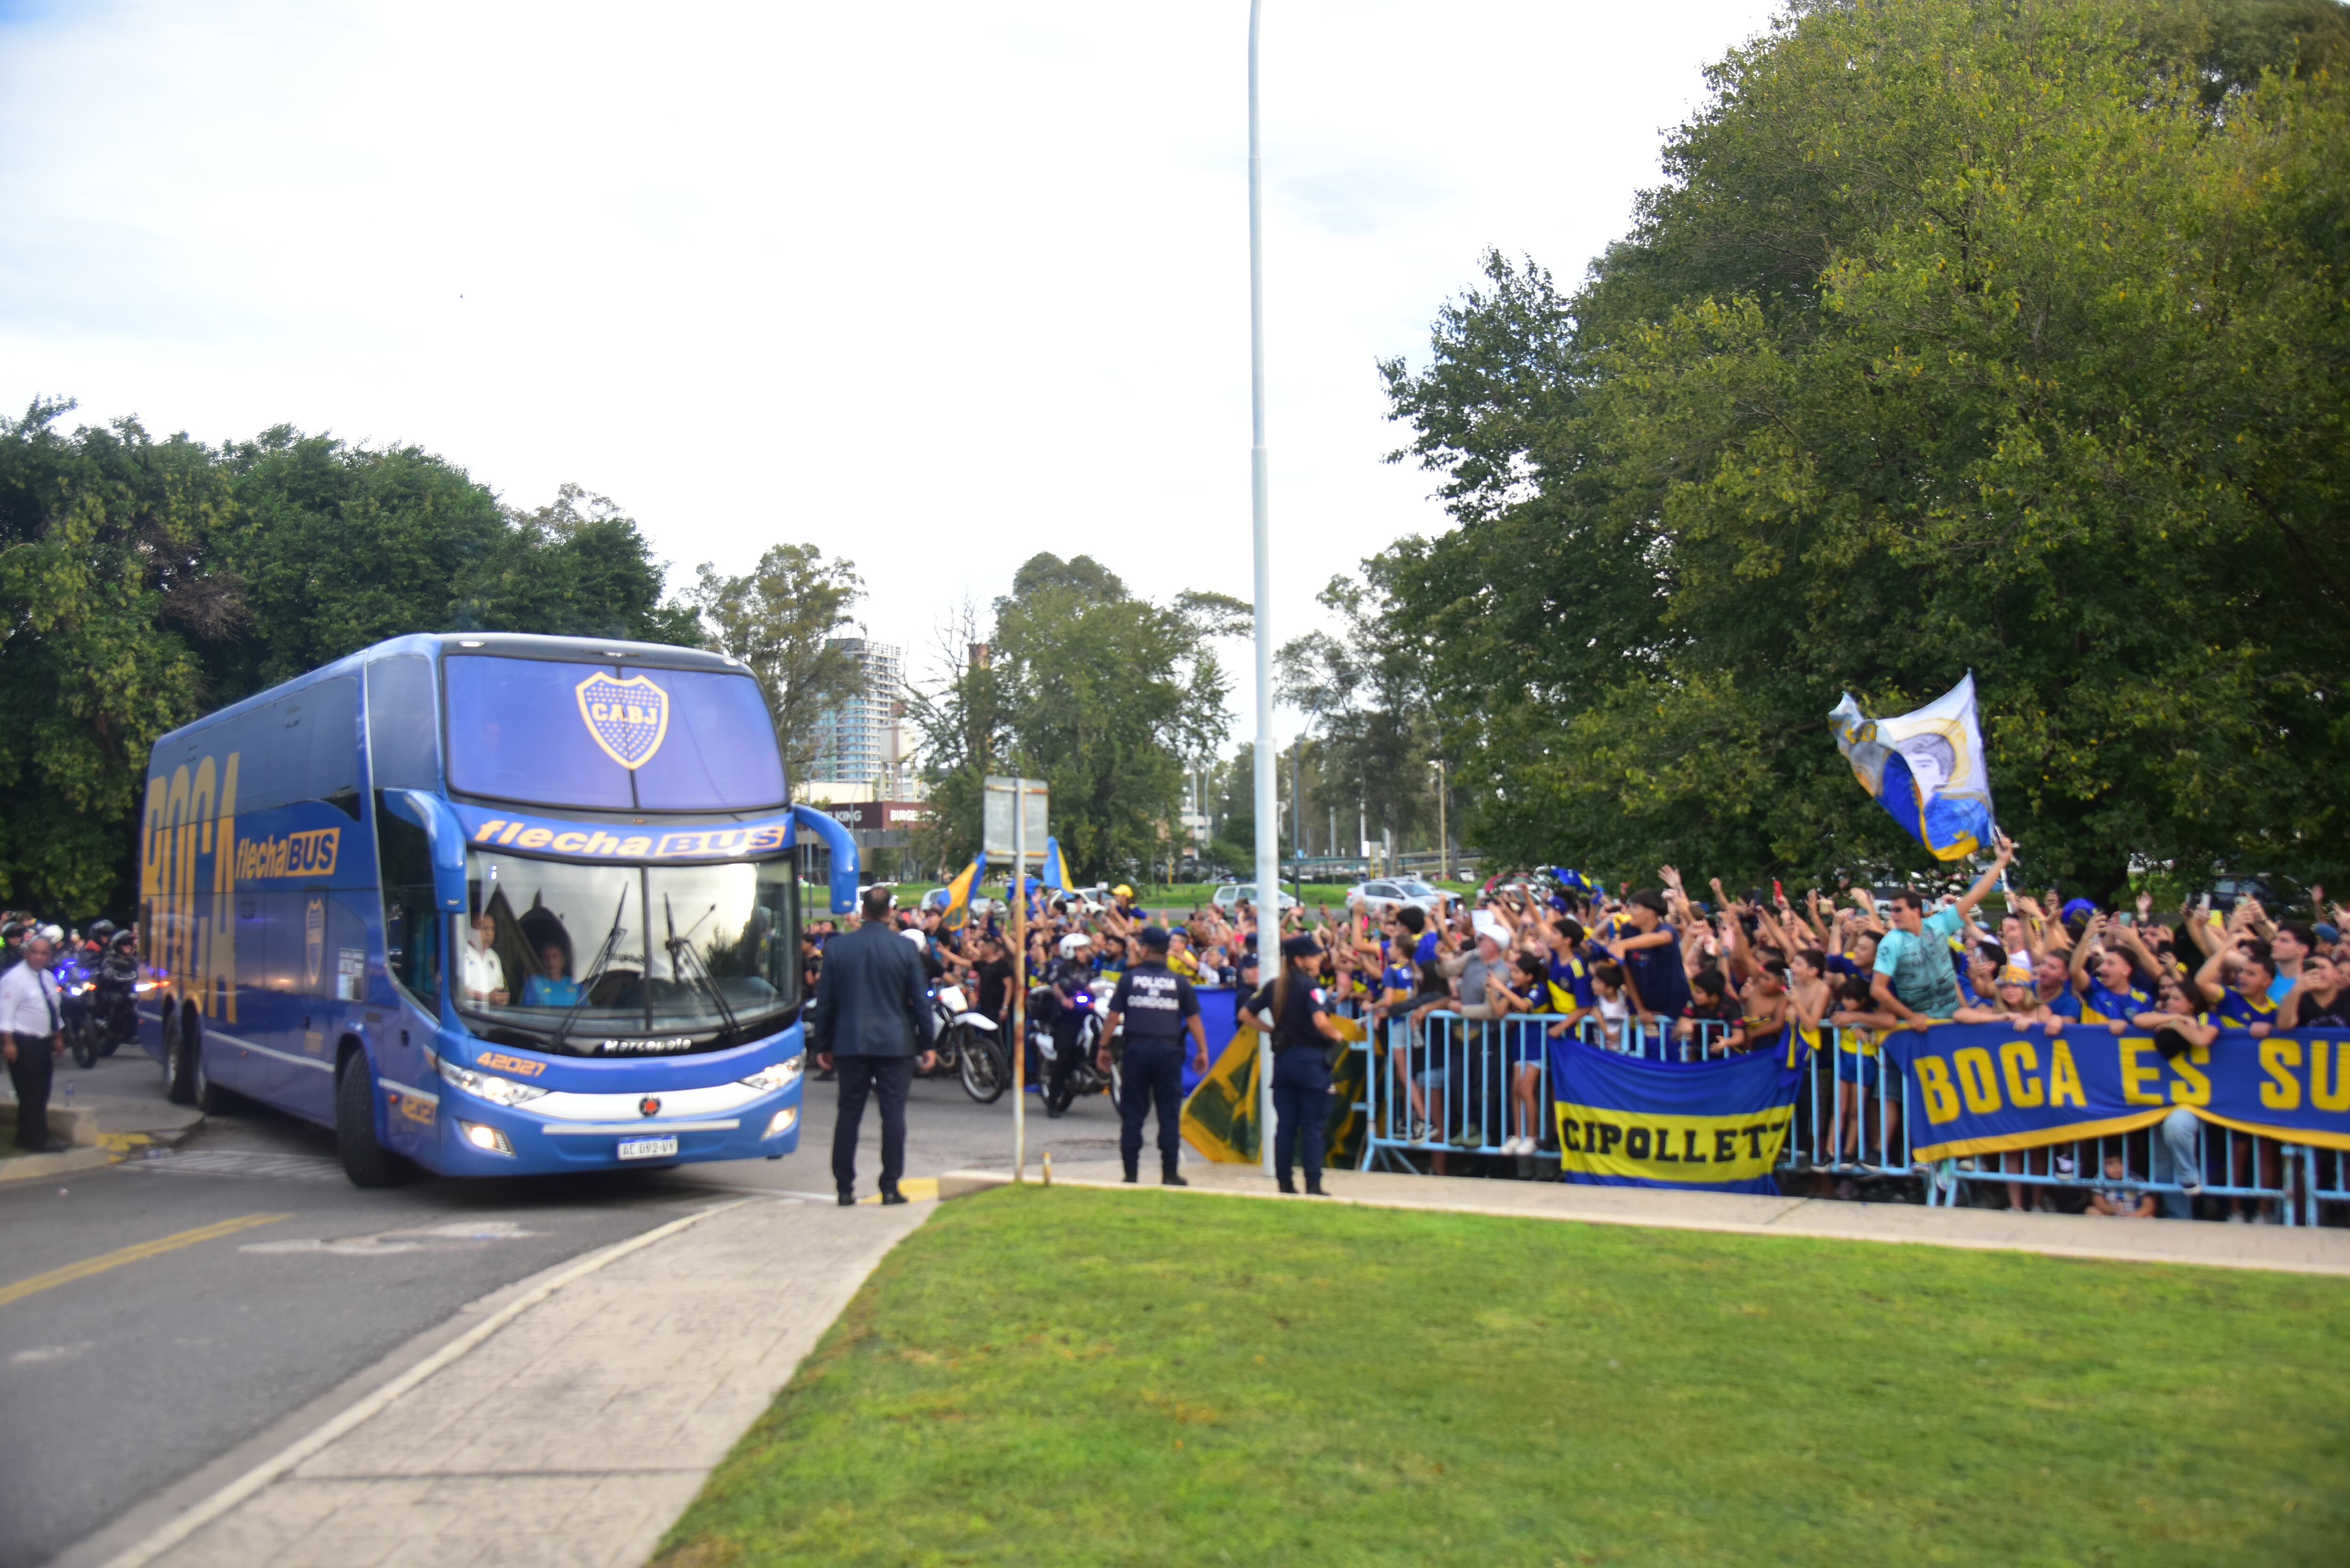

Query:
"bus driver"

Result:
[[462, 913, 509, 1007]]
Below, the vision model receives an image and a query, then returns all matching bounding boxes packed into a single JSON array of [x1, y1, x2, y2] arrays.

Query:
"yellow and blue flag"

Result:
[[1828, 673, 1997, 862], [939, 855, 982, 932], [1039, 836, 1068, 891], [1550, 1035, 1809, 1194]]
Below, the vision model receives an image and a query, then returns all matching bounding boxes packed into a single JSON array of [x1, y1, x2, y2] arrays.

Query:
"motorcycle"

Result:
[[60, 949, 100, 1069], [1029, 983, 1119, 1116], [927, 982, 1009, 1104], [65, 936, 146, 1068]]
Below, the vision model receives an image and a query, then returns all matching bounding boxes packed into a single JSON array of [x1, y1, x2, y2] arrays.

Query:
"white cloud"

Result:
[[0, 0, 1777, 719]]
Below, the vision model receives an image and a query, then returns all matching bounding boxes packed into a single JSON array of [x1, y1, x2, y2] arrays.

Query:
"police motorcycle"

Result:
[[64, 923, 144, 1068], [927, 977, 1009, 1104], [1028, 948, 1120, 1116]]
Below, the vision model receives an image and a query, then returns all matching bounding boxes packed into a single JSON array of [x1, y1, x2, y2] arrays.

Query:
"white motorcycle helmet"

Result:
[[1057, 932, 1091, 959], [902, 928, 926, 948]]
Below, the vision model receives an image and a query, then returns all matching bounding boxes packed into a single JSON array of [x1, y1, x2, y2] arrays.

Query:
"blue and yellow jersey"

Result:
[[1381, 960, 1416, 998], [1840, 1023, 1880, 1058], [1546, 954, 1593, 1014], [2213, 989, 2279, 1029], [2081, 981, 2151, 1025]]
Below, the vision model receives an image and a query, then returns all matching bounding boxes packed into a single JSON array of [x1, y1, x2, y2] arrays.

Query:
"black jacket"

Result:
[[808, 921, 937, 1059]]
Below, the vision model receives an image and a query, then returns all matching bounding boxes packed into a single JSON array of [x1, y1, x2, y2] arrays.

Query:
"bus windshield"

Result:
[[458, 848, 797, 1056]]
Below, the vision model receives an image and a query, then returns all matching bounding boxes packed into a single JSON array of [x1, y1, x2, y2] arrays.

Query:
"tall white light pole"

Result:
[[1246, 0, 1277, 1177]]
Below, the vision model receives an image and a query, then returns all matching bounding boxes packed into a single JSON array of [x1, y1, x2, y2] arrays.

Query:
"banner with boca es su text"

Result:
[[1873, 1023, 2350, 1161]]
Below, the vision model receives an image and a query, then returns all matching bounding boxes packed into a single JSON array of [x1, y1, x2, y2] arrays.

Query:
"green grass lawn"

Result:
[[656, 1188, 2349, 1567]]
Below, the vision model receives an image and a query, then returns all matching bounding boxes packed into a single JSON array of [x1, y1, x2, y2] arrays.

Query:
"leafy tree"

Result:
[[909, 556, 1243, 882], [1278, 575, 1447, 862], [0, 402, 240, 911], [686, 544, 865, 773], [1, 411, 706, 913], [1369, 0, 2350, 897]]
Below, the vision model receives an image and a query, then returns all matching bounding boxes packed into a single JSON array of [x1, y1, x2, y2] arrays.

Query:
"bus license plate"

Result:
[[618, 1135, 678, 1161]]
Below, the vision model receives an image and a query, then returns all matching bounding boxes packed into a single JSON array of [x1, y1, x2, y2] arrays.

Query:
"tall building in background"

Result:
[[810, 636, 910, 795]]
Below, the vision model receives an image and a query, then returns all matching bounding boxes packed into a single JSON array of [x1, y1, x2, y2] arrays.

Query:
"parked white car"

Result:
[[1210, 882, 1301, 914], [1344, 877, 1449, 918]]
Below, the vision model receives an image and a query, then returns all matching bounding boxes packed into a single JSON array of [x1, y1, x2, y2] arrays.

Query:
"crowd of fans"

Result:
[[798, 850, 2349, 1222]]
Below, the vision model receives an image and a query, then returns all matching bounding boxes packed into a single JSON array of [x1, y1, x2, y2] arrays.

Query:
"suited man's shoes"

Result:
[[880, 1189, 909, 1206]]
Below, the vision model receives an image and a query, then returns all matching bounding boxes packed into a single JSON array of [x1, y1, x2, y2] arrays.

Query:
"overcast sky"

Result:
[[0, 0, 1778, 718]]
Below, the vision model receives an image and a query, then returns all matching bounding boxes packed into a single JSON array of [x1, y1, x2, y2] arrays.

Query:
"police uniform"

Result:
[[1107, 939, 1199, 1183], [1250, 936, 1335, 1194]]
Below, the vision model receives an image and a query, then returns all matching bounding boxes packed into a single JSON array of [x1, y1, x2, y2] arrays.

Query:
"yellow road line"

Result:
[[0, 1213, 291, 1308]]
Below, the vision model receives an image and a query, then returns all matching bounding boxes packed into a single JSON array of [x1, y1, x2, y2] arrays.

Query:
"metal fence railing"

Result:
[[1344, 1008, 2322, 1225]]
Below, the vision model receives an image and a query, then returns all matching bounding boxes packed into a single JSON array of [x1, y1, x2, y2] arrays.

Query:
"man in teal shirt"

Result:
[[1872, 834, 2015, 1029]]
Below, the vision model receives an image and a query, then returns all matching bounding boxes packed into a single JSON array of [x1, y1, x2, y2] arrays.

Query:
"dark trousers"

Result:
[[831, 1054, 914, 1196], [1119, 1040, 1185, 1177], [1047, 1009, 1084, 1103], [10, 1033, 54, 1148], [1272, 1049, 1331, 1184]]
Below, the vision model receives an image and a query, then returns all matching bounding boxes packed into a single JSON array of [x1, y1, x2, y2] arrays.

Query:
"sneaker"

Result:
[[2178, 1170, 2203, 1195], [2257, 1207, 2283, 1225], [2227, 1209, 2249, 1224], [1410, 1120, 1432, 1143], [2052, 1154, 2077, 1178], [1453, 1125, 1482, 1150]]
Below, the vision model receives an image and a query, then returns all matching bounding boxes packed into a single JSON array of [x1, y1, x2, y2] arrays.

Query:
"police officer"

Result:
[[1099, 926, 1208, 1186], [1244, 933, 1347, 1195], [1040, 932, 1096, 1117]]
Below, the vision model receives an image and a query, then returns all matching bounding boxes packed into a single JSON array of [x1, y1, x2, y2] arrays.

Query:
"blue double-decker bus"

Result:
[[135, 633, 858, 1185]]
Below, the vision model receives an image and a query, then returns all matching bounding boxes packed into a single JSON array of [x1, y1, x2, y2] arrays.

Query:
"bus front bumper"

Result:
[[431, 1082, 805, 1174]]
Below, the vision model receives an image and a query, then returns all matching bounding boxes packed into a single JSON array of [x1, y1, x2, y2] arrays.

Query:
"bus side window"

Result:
[[376, 802, 441, 1008]]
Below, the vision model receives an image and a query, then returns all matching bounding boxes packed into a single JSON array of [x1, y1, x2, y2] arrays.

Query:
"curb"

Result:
[[0, 1146, 113, 1183], [932, 1167, 2350, 1278]]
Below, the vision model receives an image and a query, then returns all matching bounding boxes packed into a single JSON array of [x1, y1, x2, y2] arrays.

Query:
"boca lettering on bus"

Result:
[[234, 827, 340, 882]]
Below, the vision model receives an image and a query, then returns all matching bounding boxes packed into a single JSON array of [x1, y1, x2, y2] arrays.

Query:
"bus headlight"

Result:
[[763, 1107, 798, 1139], [458, 1122, 516, 1156], [738, 1057, 803, 1093], [438, 1059, 548, 1108]]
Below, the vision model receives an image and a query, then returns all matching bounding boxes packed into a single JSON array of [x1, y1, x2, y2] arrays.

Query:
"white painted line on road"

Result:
[[241, 1220, 548, 1255], [100, 1197, 753, 1568]]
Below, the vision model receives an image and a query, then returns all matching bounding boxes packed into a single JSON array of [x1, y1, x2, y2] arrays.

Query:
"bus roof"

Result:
[[151, 632, 746, 751]]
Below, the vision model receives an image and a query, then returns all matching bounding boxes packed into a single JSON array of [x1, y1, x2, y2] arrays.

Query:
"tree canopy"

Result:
[[1368, 0, 2350, 897], [909, 555, 1244, 882], [0, 401, 698, 913]]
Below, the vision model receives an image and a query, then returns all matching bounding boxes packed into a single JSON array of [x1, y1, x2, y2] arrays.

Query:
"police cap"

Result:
[[1279, 934, 1320, 960], [1137, 925, 1172, 951]]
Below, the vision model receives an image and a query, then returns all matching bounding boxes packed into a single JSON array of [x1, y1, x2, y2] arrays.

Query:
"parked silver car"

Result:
[[1210, 882, 1301, 913], [1345, 877, 1448, 918]]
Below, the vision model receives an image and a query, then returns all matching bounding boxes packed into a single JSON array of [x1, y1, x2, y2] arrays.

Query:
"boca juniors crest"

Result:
[[574, 671, 672, 770]]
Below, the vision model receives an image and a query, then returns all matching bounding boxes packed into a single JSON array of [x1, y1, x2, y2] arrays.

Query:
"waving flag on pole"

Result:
[[1829, 674, 1997, 861], [1039, 836, 1068, 892], [940, 855, 983, 932]]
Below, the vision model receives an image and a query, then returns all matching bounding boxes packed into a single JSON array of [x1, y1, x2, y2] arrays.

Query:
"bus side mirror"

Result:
[[787, 805, 861, 916], [382, 789, 469, 913]]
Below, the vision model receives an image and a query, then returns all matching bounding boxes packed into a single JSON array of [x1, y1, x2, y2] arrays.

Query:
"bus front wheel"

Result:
[[335, 1054, 407, 1188], [162, 1009, 196, 1106]]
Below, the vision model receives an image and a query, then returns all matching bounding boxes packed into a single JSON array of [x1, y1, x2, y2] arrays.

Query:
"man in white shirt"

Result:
[[461, 914, 509, 1008], [1, 933, 68, 1151]]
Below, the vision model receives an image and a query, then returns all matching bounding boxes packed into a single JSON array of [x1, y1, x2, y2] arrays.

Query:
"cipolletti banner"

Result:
[[1873, 1024, 2350, 1161], [1548, 1035, 1808, 1194]]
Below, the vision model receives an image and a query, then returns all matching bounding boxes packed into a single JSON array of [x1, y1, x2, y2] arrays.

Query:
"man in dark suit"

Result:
[[809, 885, 936, 1205]]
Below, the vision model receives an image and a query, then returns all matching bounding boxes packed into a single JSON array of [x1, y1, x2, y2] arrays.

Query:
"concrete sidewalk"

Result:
[[115, 1195, 930, 1568], [944, 1160, 2350, 1277]]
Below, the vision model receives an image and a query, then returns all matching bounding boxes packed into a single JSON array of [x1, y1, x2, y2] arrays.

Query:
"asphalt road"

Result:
[[0, 1049, 1123, 1568]]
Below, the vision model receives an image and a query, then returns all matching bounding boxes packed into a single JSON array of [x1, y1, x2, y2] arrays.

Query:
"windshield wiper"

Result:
[[664, 893, 740, 1044], [549, 889, 632, 1056]]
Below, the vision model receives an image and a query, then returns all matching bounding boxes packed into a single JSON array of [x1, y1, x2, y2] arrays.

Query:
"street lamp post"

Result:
[[1246, 0, 1277, 1178]]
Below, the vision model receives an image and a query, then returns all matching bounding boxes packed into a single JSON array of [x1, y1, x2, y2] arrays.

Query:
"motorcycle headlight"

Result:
[[737, 1056, 803, 1093], [437, 1058, 548, 1108]]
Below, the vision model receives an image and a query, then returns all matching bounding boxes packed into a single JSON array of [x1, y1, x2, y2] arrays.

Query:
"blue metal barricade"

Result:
[[1350, 1005, 2317, 1222]]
